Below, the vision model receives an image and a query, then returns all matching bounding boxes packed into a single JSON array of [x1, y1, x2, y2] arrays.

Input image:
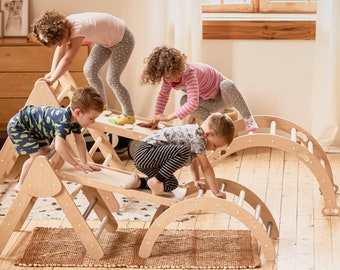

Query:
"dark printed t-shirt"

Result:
[[17, 105, 82, 140]]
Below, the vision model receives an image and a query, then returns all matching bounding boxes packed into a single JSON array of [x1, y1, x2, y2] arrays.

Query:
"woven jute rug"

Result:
[[16, 227, 260, 268]]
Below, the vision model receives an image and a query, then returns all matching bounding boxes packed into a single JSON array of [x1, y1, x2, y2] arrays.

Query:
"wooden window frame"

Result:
[[202, 0, 316, 40]]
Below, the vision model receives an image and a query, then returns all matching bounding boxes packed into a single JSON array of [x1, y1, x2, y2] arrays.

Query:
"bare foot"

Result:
[[122, 174, 141, 189], [147, 177, 164, 195]]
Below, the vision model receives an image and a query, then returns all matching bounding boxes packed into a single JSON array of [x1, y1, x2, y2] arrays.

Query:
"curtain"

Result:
[[165, 0, 202, 125], [311, 0, 340, 151], [114, 0, 202, 123]]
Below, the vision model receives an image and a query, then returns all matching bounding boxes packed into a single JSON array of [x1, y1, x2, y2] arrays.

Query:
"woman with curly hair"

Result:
[[31, 9, 135, 125], [139, 46, 258, 132]]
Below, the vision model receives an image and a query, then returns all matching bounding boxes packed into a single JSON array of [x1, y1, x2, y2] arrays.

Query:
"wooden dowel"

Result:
[[94, 215, 109, 239], [197, 189, 204, 197], [88, 137, 102, 157], [254, 204, 262, 220], [83, 198, 98, 220], [56, 85, 72, 102], [308, 141, 314, 153], [70, 184, 83, 199], [270, 121, 276, 135], [291, 128, 297, 142], [238, 190, 245, 206], [267, 221, 273, 237], [102, 154, 112, 166]]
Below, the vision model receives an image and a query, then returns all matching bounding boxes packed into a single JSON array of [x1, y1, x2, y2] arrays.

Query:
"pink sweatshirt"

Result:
[[67, 12, 126, 47], [154, 63, 225, 120]]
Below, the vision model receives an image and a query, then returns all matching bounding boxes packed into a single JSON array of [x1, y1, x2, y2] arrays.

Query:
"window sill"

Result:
[[202, 13, 316, 40]]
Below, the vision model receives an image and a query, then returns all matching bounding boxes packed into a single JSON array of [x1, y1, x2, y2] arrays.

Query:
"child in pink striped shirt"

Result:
[[139, 46, 258, 132]]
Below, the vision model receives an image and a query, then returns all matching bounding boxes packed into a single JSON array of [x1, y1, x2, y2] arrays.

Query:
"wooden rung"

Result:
[[197, 189, 204, 197], [320, 158, 325, 168], [83, 198, 98, 219], [308, 141, 314, 153], [219, 183, 225, 191], [102, 154, 112, 166], [56, 85, 72, 102], [88, 137, 103, 156], [94, 215, 109, 239], [70, 184, 83, 199], [111, 134, 119, 148], [238, 190, 245, 206], [267, 221, 273, 237], [291, 128, 297, 142], [270, 121, 276, 135], [46, 148, 56, 159], [254, 204, 262, 220]]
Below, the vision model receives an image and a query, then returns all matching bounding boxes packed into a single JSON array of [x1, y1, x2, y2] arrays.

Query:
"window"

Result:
[[201, 0, 317, 40]]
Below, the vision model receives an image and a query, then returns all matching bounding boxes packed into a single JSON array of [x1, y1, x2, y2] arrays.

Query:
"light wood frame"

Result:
[[1, 0, 30, 37], [202, 0, 316, 14]]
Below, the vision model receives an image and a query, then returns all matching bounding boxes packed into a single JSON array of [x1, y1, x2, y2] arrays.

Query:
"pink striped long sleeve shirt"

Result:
[[154, 63, 225, 120]]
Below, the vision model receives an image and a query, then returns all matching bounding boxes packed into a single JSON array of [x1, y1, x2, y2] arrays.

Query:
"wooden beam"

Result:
[[202, 20, 316, 40]]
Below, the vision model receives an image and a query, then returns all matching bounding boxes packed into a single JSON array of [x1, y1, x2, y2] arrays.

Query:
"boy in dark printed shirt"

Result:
[[7, 86, 104, 192]]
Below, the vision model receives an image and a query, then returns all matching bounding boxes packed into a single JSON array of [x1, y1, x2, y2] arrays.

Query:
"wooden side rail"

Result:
[[0, 156, 189, 259], [0, 73, 76, 184]]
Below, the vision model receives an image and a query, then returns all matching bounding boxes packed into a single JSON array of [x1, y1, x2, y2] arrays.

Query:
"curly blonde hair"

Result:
[[141, 46, 187, 85], [31, 9, 68, 47]]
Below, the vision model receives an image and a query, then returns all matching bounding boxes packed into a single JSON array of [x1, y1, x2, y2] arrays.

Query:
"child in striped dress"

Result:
[[139, 46, 258, 132]]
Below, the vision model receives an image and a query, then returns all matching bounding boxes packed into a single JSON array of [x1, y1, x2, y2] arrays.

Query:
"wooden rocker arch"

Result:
[[139, 177, 278, 261], [207, 115, 340, 216]]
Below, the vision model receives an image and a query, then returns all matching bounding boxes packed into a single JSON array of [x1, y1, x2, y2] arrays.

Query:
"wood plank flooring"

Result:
[[1, 147, 340, 270]]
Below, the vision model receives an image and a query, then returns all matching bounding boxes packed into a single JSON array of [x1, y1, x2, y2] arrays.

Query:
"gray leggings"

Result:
[[180, 79, 252, 121], [83, 27, 135, 115]]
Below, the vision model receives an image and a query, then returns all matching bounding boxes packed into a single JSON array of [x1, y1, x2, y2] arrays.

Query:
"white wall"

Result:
[[202, 40, 315, 130], [29, 0, 315, 131]]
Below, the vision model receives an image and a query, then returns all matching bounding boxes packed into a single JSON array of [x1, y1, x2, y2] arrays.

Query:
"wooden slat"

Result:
[[0, 45, 89, 72], [0, 72, 88, 98], [202, 20, 316, 40]]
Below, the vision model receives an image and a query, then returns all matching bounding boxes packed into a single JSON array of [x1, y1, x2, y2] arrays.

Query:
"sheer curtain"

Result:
[[117, 0, 202, 122], [311, 0, 340, 151], [165, 0, 202, 125]]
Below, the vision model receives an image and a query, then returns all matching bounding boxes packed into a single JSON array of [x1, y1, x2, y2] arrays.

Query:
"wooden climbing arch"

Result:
[[207, 115, 340, 216]]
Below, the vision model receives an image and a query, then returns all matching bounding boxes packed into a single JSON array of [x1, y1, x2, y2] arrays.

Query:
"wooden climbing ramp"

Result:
[[0, 152, 278, 261]]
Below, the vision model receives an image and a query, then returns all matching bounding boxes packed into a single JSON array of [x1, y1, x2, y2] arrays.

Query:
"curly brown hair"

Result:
[[141, 46, 187, 85], [31, 9, 68, 47]]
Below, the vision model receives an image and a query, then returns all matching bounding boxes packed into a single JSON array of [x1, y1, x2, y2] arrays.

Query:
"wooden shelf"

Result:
[[0, 38, 90, 136]]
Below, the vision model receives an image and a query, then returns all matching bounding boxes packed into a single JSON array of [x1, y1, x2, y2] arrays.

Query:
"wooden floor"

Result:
[[1, 147, 340, 270]]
